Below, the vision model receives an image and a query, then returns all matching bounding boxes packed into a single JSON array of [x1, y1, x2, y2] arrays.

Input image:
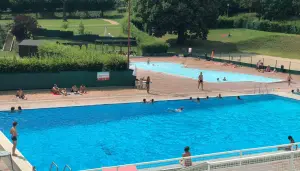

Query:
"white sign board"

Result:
[[97, 72, 110, 81]]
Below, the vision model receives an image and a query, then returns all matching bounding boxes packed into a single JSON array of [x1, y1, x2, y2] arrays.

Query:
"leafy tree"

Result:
[[135, 0, 219, 45], [8, 15, 39, 41], [78, 21, 85, 34], [237, 0, 260, 12], [260, 0, 294, 20]]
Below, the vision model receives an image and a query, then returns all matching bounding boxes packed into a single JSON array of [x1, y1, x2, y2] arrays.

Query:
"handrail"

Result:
[[80, 142, 300, 171], [50, 162, 59, 171], [207, 150, 298, 165], [63, 164, 72, 171]]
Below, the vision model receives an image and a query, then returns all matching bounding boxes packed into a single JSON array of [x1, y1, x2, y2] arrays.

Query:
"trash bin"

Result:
[[281, 65, 285, 72]]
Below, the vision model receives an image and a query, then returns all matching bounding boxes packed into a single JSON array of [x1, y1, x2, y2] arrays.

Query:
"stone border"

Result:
[[0, 132, 33, 171]]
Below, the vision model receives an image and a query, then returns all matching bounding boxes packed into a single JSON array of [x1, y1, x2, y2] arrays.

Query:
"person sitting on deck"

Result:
[[16, 89, 27, 100], [71, 85, 80, 94], [265, 65, 271, 72], [80, 85, 87, 94], [52, 84, 61, 95], [278, 136, 298, 151], [180, 146, 192, 167]]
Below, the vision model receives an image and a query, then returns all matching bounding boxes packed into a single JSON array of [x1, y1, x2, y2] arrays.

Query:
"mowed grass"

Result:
[[0, 18, 123, 37], [164, 29, 300, 59]]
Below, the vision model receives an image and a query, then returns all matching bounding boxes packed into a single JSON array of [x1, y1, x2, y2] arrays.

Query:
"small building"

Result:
[[18, 40, 43, 57]]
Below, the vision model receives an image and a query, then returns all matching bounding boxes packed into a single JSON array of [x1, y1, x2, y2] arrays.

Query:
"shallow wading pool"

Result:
[[133, 62, 281, 83]]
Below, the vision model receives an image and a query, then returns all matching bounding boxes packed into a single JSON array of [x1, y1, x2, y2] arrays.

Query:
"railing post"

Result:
[[239, 151, 243, 166], [208, 163, 211, 171], [290, 151, 294, 171]]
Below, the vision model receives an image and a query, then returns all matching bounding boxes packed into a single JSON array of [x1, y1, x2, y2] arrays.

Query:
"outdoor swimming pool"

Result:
[[1, 95, 300, 170], [133, 62, 281, 83]]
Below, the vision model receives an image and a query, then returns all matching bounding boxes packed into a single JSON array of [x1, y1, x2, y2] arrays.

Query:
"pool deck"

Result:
[[1, 57, 300, 171]]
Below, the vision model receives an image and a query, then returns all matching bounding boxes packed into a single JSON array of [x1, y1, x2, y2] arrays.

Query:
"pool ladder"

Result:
[[49, 162, 72, 171], [254, 83, 269, 94]]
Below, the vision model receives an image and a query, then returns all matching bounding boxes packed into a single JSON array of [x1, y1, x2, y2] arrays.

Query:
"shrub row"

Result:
[[122, 17, 169, 55], [0, 43, 128, 73], [34, 28, 74, 38], [217, 15, 300, 34], [72, 34, 136, 45]]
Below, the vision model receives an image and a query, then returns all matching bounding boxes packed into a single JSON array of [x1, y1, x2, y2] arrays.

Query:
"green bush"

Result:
[[117, 7, 127, 13], [122, 17, 169, 55], [78, 21, 85, 35], [217, 14, 300, 35], [34, 28, 74, 38], [61, 21, 69, 30], [0, 43, 128, 73]]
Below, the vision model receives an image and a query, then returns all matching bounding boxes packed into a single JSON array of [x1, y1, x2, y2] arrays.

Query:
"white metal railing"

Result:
[[50, 162, 59, 171], [80, 143, 300, 171], [63, 164, 72, 171]]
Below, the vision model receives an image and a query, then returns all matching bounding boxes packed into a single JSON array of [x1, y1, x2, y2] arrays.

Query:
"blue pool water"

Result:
[[133, 62, 281, 82], [1, 95, 300, 170]]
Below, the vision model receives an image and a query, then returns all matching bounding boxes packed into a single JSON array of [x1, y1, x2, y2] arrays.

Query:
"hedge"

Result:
[[72, 34, 136, 45], [217, 15, 300, 34], [34, 28, 74, 38], [122, 17, 169, 55], [0, 42, 128, 73]]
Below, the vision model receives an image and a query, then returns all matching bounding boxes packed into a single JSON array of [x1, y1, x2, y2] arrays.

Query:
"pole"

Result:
[[275, 60, 277, 69], [127, 0, 131, 69], [289, 61, 291, 73]]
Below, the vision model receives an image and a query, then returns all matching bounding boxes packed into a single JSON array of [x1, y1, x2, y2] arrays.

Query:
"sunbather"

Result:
[[52, 84, 60, 95], [80, 85, 87, 94], [71, 85, 79, 94], [16, 89, 27, 100]]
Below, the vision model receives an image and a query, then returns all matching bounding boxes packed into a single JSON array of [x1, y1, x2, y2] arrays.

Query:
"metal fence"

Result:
[[80, 143, 300, 171], [181, 48, 300, 73]]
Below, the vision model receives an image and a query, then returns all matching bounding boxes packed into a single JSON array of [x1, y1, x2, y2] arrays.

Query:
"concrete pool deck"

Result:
[[1, 57, 300, 171]]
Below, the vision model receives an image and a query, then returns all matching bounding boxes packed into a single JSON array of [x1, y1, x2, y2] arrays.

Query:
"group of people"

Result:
[[256, 60, 276, 73], [52, 84, 87, 95], [180, 135, 297, 167], [10, 106, 22, 113], [217, 77, 227, 82], [137, 76, 151, 94]]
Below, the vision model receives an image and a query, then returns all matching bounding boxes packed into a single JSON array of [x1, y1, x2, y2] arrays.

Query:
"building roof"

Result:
[[19, 40, 44, 46]]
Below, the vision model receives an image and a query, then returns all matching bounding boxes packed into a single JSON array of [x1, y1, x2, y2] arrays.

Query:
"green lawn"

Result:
[[0, 18, 124, 37], [164, 29, 300, 59]]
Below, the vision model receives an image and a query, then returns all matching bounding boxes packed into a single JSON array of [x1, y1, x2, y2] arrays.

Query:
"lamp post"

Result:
[[227, 3, 230, 17], [127, 0, 131, 69]]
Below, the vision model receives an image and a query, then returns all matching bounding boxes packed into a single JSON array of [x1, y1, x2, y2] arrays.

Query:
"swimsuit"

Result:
[[11, 136, 17, 141]]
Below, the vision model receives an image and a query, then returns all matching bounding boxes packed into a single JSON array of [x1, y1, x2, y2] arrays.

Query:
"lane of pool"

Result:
[[132, 62, 281, 83], [0, 95, 299, 170]]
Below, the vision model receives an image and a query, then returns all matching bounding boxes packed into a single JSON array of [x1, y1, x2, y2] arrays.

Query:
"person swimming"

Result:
[[237, 96, 241, 100], [168, 107, 184, 113], [223, 77, 227, 81], [217, 94, 222, 98], [196, 97, 200, 102], [11, 107, 15, 113], [217, 78, 220, 82], [206, 96, 209, 99]]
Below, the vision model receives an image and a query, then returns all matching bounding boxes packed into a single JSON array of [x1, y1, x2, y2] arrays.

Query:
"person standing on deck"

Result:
[[146, 76, 151, 94], [198, 72, 204, 90], [10, 121, 18, 156], [287, 74, 292, 86]]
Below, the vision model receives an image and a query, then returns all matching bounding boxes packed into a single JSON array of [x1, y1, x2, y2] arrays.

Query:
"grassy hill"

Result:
[[164, 29, 300, 59]]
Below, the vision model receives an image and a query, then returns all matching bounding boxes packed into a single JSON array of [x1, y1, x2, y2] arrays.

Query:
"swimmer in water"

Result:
[[206, 96, 209, 99], [168, 107, 184, 113], [223, 77, 227, 81], [237, 96, 241, 100], [217, 94, 222, 98], [147, 58, 150, 65]]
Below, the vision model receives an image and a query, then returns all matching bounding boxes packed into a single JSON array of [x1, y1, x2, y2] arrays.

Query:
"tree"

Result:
[[9, 15, 39, 41], [237, 0, 260, 12], [260, 0, 294, 20], [135, 0, 219, 45]]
